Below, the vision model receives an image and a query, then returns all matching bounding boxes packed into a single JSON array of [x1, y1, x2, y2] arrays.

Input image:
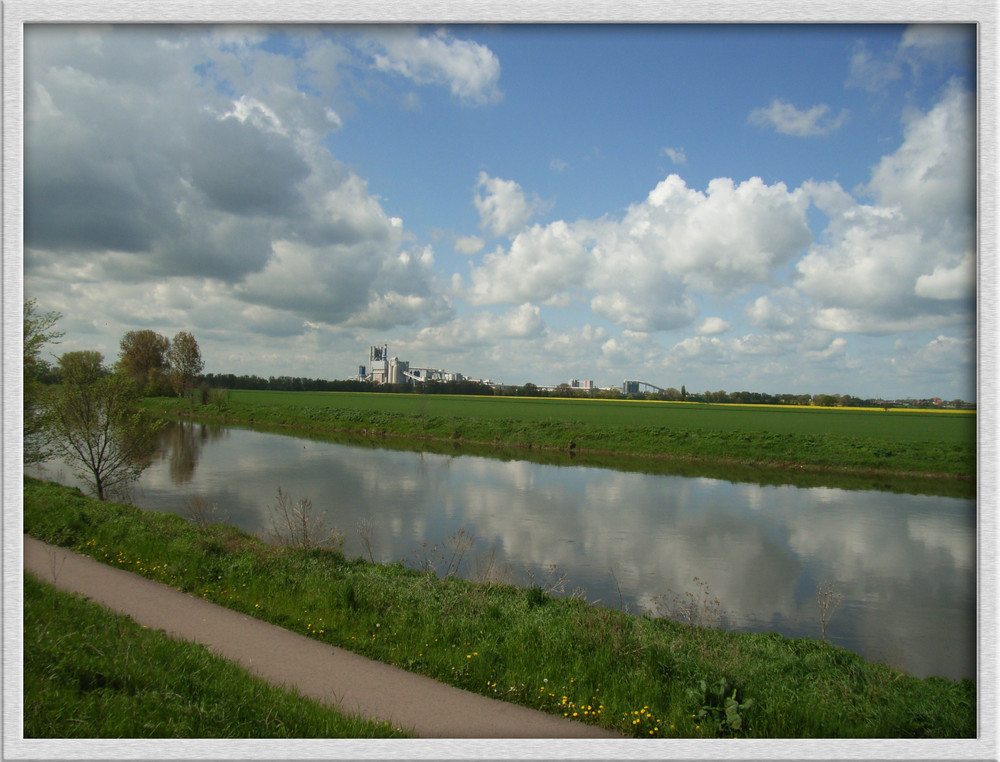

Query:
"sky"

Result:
[[20, 22, 980, 400]]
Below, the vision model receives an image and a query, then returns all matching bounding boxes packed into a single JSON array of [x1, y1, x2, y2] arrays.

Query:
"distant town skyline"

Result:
[[19, 15, 981, 401]]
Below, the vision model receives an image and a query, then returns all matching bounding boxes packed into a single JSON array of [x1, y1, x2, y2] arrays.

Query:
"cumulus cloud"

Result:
[[188, 106, 311, 217], [23, 25, 449, 339], [672, 335, 724, 361], [914, 252, 976, 300], [235, 236, 379, 325], [795, 200, 926, 312], [474, 172, 548, 237], [347, 291, 453, 330], [454, 235, 485, 255], [891, 334, 975, 378], [804, 336, 849, 363], [544, 323, 608, 361], [746, 294, 799, 329], [462, 220, 589, 305], [888, 334, 976, 399], [592, 291, 698, 333], [610, 174, 812, 293], [794, 82, 975, 332], [461, 172, 810, 332], [660, 331, 861, 390], [408, 302, 545, 352], [502, 303, 546, 338], [696, 317, 732, 336], [748, 99, 848, 136], [599, 331, 660, 370], [402, 315, 616, 385], [863, 80, 975, 237], [368, 27, 502, 105], [345, 246, 454, 329]]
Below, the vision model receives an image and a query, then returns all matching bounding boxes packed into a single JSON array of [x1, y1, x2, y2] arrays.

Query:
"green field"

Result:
[[219, 390, 975, 443], [147, 390, 976, 487]]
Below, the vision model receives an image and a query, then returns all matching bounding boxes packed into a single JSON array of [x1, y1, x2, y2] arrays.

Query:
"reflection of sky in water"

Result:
[[29, 422, 976, 681]]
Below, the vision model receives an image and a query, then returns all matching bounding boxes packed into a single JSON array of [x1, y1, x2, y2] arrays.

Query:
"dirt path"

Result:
[[23, 535, 621, 739]]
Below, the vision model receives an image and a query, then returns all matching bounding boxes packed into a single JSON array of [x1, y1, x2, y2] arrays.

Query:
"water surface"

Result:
[[30, 422, 976, 681]]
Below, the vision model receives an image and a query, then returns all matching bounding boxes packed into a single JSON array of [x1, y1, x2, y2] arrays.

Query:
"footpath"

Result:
[[23, 535, 621, 739]]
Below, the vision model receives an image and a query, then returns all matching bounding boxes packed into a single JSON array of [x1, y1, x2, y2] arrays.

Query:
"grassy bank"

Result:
[[24, 477, 976, 739], [23, 572, 410, 738], [144, 391, 976, 481]]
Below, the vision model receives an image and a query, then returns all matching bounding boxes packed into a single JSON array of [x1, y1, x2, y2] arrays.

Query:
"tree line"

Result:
[[201, 373, 496, 396]]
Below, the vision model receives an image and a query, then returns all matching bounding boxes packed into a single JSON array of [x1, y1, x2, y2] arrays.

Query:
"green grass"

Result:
[[145, 390, 977, 482], [24, 477, 976, 739], [181, 389, 977, 440], [22, 571, 411, 738]]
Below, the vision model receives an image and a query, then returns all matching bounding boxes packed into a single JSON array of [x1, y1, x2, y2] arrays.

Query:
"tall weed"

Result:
[[264, 487, 343, 552]]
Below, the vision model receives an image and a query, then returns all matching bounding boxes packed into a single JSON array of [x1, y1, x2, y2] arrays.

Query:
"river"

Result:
[[28, 421, 977, 681]]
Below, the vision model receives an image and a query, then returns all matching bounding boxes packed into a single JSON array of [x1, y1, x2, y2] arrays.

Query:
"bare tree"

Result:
[[265, 488, 342, 551], [817, 580, 844, 657], [49, 352, 161, 500], [355, 516, 377, 563]]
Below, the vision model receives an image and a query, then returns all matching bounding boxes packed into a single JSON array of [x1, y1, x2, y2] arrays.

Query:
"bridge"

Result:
[[622, 380, 667, 395]]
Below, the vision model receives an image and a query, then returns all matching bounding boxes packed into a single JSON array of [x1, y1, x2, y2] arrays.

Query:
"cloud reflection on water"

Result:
[[33, 422, 975, 680]]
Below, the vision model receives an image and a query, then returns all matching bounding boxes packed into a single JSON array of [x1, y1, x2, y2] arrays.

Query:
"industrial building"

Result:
[[356, 345, 662, 395], [357, 345, 470, 386]]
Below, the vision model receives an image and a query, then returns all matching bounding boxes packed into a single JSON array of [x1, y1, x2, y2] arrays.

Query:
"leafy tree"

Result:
[[118, 329, 170, 395], [23, 299, 63, 464], [58, 350, 105, 382], [167, 331, 205, 397], [48, 351, 161, 500]]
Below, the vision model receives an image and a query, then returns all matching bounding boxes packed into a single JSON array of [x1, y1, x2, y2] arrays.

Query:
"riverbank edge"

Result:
[[149, 400, 976, 486], [22, 477, 977, 740]]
